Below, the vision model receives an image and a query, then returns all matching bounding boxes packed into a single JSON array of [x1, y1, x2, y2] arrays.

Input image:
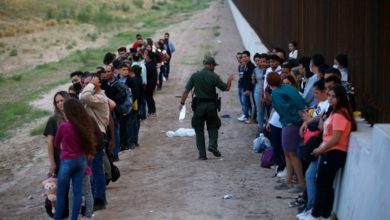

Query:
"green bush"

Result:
[[9, 48, 17, 56], [86, 32, 98, 42], [46, 8, 54, 20], [10, 75, 22, 81], [121, 2, 130, 12], [133, 0, 143, 8]]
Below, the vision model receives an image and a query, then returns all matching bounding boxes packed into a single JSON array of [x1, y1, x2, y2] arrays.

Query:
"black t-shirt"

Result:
[[43, 116, 61, 175], [125, 77, 140, 101]]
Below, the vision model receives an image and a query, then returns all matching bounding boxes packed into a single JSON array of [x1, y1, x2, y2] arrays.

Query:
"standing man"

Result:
[[163, 32, 175, 80], [80, 73, 110, 210], [238, 50, 255, 122], [179, 57, 234, 160]]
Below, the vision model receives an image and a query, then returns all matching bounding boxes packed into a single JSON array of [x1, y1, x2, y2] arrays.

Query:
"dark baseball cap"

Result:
[[203, 57, 219, 65]]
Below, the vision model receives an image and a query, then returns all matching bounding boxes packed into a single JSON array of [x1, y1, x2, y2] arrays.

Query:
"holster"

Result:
[[216, 97, 221, 112], [191, 97, 200, 112]]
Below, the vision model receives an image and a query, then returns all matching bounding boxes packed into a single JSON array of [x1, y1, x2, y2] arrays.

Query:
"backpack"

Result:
[[260, 147, 274, 168], [113, 81, 133, 116]]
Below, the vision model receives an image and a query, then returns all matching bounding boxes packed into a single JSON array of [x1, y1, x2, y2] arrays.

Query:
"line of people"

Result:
[[235, 42, 356, 220], [43, 33, 175, 219]]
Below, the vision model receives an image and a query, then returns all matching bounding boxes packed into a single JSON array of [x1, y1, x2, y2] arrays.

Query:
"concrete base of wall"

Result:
[[228, 0, 268, 56], [335, 123, 390, 220]]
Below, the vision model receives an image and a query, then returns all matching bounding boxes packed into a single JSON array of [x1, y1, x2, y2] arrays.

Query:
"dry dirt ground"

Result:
[[0, 1, 297, 219]]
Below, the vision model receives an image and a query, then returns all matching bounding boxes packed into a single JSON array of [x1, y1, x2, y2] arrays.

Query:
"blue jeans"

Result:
[[55, 156, 86, 220], [254, 88, 265, 131], [91, 146, 106, 200], [238, 88, 250, 118], [111, 117, 121, 156], [305, 158, 319, 210]]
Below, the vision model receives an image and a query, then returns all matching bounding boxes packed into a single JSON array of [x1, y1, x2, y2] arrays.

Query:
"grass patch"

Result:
[[213, 25, 220, 37], [30, 122, 47, 136], [0, 102, 49, 138]]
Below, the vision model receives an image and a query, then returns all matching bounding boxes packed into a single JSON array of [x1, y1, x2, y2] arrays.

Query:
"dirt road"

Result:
[[0, 1, 296, 219]]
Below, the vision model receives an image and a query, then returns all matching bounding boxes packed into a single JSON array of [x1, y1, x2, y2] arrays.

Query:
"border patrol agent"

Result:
[[180, 57, 234, 160]]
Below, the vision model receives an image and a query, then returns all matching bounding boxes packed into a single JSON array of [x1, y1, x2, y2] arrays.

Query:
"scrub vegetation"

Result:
[[0, 0, 212, 138]]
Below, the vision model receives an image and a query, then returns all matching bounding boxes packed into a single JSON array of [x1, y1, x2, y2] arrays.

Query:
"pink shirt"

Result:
[[322, 112, 351, 152], [55, 122, 86, 160]]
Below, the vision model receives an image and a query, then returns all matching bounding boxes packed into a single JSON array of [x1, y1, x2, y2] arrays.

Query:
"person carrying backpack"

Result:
[[101, 65, 129, 160]]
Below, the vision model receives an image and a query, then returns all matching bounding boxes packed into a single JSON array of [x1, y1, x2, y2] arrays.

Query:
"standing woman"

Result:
[[44, 91, 71, 175], [54, 99, 99, 220], [267, 72, 307, 193], [306, 85, 356, 220], [252, 53, 268, 133]]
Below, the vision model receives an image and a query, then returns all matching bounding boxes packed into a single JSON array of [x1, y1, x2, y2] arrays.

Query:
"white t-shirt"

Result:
[[269, 111, 283, 128], [313, 100, 330, 117], [289, 50, 298, 59], [263, 66, 282, 93]]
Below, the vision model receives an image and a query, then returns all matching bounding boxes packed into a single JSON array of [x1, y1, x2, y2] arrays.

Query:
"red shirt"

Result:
[[55, 122, 85, 160]]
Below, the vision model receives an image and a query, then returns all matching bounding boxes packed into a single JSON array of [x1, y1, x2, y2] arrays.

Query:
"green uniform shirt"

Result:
[[185, 68, 227, 99]]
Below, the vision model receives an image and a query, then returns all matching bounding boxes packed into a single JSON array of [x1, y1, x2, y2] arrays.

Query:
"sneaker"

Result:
[[296, 209, 311, 220], [301, 214, 321, 220], [93, 198, 106, 211], [277, 167, 287, 178], [288, 185, 305, 193], [163, 76, 167, 81], [289, 195, 305, 208], [198, 156, 207, 160], [245, 119, 257, 124], [208, 148, 222, 157], [274, 182, 291, 190], [237, 115, 247, 121]]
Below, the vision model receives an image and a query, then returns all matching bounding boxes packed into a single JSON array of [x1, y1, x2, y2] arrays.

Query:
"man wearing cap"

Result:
[[179, 57, 234, 160]]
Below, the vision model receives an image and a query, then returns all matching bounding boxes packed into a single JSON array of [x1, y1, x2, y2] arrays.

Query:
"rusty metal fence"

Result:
[[232, 0, 390, 123]]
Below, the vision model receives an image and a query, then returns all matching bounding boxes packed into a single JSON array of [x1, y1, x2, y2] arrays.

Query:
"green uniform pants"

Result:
[[191, 102, 221, 158]]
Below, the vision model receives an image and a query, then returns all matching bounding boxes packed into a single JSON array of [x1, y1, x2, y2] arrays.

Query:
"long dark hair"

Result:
[[330, 85, 357, 131], [63, 98, 98, 156], [53, 91, 71, 125]]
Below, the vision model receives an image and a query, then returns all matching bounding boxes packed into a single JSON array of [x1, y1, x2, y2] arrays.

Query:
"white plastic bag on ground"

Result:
[[252, 133, 271, 153], [166, 128, 195, 137]]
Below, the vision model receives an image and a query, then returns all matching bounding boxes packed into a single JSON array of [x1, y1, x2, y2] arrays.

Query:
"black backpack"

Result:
[[113, 81, 133, 116]]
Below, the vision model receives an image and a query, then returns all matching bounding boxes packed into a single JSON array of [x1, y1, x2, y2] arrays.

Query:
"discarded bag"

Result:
[[166, 128, 195, 137], [253, 133, 271, 153]]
